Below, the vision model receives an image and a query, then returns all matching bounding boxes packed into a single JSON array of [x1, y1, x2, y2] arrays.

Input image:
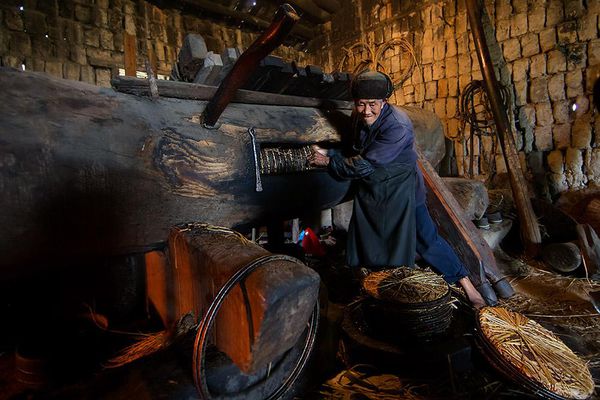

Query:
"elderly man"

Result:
[[308, 70, 485, 308]]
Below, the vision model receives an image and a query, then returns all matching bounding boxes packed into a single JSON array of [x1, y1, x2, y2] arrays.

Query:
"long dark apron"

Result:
[[346, 162, 416, 269]]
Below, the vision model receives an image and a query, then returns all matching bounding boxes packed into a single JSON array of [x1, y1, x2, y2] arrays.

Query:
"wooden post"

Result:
[[465, 0, 541, 258], [124, 32, 137, 76]]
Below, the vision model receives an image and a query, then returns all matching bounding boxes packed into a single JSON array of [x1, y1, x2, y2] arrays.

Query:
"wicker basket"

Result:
[[475, 307, 594, 400], [361, 268, 453, 339]]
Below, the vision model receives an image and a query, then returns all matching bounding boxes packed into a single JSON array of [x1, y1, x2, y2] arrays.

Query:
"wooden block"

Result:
[[327, 71, 352, 100], [254, 60, 295, 94], [282, 62, 313, 97], [146, 224, 320, 374]]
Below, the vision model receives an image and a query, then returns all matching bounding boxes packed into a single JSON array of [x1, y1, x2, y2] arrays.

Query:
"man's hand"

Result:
[[307, 145, 330, 167]]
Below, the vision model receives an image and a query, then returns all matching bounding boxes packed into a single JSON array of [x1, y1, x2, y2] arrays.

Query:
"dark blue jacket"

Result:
[[327, 103, 424, 269], [328, 104, 426, 205]]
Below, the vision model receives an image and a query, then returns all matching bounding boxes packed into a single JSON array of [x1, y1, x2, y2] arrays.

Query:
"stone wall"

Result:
[[308, 0, 600, 198], [0, 0, 311, 87]]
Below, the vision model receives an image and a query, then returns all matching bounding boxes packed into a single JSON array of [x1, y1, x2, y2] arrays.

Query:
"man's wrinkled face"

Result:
[[354, 99, 385, 126]]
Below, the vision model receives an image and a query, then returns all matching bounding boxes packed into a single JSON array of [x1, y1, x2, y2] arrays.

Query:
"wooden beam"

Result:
[[0, 68, 352, 275], [466, 0, 541, 258], [0, 68, 446, 277], [111, 75, 354, 109]]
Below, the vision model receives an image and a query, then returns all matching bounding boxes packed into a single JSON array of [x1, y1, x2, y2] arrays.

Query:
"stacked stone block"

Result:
[[0, 0, 310, 87], [311, 0, 600, 198]]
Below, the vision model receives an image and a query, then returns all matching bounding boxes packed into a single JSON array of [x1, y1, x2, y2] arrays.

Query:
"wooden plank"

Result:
[[123, 32, 137, 76], [418, 152, 513, 304], [112, 75, 354, 109]]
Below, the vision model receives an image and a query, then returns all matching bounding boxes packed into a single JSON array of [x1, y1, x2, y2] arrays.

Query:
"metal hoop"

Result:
[[192, 254, 319, 399]]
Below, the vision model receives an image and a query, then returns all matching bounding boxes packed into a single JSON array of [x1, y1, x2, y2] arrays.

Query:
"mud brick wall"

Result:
[[308, 0, 600, 198], [0, 0, 311, 87]]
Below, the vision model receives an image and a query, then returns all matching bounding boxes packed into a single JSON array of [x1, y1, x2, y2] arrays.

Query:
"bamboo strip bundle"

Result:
[[362, 268, 449, 304], [477, 307, 594, 400]]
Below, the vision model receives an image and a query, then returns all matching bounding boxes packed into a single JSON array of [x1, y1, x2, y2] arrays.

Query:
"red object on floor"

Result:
[[301, 228, 326, 257]]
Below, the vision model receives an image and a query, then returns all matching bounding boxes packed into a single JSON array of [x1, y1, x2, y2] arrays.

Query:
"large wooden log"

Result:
[[0, 68, 445, 277], [0, 68, 343, 276]]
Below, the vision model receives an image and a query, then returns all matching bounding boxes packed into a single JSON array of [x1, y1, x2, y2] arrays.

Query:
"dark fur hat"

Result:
[[351, 70, 393, 99]]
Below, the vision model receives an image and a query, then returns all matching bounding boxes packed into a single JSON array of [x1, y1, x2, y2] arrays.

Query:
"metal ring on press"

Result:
[[192, 254, 319, 399]]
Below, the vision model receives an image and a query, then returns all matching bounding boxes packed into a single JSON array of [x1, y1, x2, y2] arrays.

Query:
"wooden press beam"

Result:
[[0, 68, 446, 278], [0, 67, 350, 276]]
